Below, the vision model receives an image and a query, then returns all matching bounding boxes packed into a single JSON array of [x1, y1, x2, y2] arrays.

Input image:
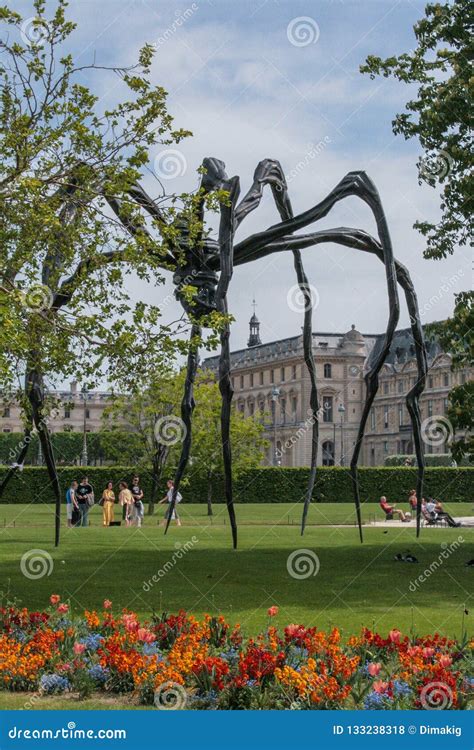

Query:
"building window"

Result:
[[323, 396, 333, 423], [370, 408, 375, 430], [384, 406, 389, 429], [322, 440, 335, 466], [280, 367, 285, 382], [2, 407, 10, 418], [428, 376, 433, 388], [461, 372, 466, 384], [64, 409, 71, 419], [258, 400, 264, 414], [443, 398, 449, 414], [291, 396, 297, 422], [270, 369, 274, 384], [240, 375, 244, 389], [384, 441, 389, 453], [281, 398, 286, 424], [249, 402, 255, 416], [231, 377, 235, 389], [443, 373, 449, 387], [427, 400, 433, 417], [383, 382, 389, 394], [292, 365, 297, 380], [259, 371, 264, 385], [85, 408, 90, 419], [398, 404, 403, 427], [2, 428, 11, 433], [323, 363, 332, 379], [250, 373, 254, 387], [398, 381, 404, 393]]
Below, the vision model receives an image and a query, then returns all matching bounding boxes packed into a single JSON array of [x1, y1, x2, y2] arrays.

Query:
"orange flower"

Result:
[[267, 606, 279, 617], [50, 594, 60, 606]]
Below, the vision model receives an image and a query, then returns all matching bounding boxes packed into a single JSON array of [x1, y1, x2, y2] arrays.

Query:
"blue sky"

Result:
[[16, 0, 472, 352]]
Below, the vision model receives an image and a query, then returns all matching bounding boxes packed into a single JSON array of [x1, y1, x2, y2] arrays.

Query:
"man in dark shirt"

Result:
[[130, 475, 144, 527], [75, 476, 93, 527]]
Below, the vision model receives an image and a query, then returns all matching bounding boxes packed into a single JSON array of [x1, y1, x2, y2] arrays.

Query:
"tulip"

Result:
[[368, 662, 381, 676], [137, 628, 156, 643], [73, 643, 86, 655], [50, 594, 60, 606], [373, 680, 389, 694], [389, 629, 401, 644], [57, 603, 69, 614], [103, 599, 112, 610], [439, 655, 452, 668], [422, 647, 435, 659], [267, 606, 279, 617]]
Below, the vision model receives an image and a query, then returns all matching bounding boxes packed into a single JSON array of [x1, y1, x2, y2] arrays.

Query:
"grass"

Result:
[[0, 502, 472, 639]]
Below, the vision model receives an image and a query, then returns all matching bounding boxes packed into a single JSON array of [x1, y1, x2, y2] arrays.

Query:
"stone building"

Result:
[[202, 311, 470, 467]]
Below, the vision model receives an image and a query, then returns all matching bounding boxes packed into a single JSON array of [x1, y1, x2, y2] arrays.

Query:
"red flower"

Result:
[[57, 603, 69, 614], [267, 606, 279, 618], [50, 595, 60, 606], [389, 629, 401, 644], [103, 599, 112, 610], [368, 662, 381, 676]]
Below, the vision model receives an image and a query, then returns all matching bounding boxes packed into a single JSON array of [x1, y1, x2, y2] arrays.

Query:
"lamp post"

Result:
[[81, 384, 88, 466], [338, 403, 345, 466], [271, 386, 281, 466]]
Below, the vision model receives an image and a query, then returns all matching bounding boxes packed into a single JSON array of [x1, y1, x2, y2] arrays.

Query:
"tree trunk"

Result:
[[207, 472, 213, 516]]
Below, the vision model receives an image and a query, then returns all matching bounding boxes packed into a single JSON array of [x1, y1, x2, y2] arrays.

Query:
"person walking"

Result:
[[75, 476, 94, 527], [159, 480, 182, 527], [119, 481, 134, 527], [66, 480, 78, 528], [130, 475, 144, 528], [101, 481, 115, 527]]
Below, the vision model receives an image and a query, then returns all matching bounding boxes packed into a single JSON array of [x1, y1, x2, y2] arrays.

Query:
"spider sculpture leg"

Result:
[[26, 367, 62, 546], [253, 227, 427, 537], [233, 160, 319, 533], [233, 172, 401, 542], [164, 323, 201, 535], [215, 176, 241, 549]]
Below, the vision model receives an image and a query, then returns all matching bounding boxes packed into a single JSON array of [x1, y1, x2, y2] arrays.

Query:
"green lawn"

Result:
[[0, 502, 472, 639]]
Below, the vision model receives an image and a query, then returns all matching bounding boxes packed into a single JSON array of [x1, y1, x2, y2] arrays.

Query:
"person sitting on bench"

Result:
[[424, 498, 460, 528], [380, 496, 407, 522]]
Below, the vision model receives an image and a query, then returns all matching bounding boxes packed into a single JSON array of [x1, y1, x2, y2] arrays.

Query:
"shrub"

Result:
[[0, 465, 471, 504], [384, 454, 470, 467]]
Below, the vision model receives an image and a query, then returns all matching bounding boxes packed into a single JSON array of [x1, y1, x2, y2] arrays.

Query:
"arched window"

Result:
[[322, 440, 335, 466], [324, 363, 332, 379]]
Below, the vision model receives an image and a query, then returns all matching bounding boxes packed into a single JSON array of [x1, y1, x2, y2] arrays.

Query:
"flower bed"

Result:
[[0, 597, 472, 710]]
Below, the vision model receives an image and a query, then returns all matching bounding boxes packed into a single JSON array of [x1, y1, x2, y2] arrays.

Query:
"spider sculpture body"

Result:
[[108, 156, 428, 549]]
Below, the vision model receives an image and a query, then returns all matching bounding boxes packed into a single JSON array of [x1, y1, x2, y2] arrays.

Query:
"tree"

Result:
[[190, 373, 268, 515], [0, 0, 197, 543], [361, 0, 473, 459], [100, 371, 185, 514]]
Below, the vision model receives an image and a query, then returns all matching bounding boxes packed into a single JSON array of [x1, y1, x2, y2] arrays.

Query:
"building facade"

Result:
[[1, 315, 469, 467], [203, 313, 471, 467]]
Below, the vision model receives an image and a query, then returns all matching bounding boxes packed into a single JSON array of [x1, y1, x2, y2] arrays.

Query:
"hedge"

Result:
[[0, 465, 472, 504]]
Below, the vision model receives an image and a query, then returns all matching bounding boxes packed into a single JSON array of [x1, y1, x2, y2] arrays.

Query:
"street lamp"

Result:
[[338, 403, 346, 466], [81, 384, 88, 466], [271, 386, 281, 466]]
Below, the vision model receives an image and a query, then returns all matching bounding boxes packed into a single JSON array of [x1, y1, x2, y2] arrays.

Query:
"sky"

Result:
[[16, 0, 472, 356]]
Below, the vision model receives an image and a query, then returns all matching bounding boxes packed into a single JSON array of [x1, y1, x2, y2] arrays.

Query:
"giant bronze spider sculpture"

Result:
[[2, 157, 427, 548], [106, 157, 428, 548]]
